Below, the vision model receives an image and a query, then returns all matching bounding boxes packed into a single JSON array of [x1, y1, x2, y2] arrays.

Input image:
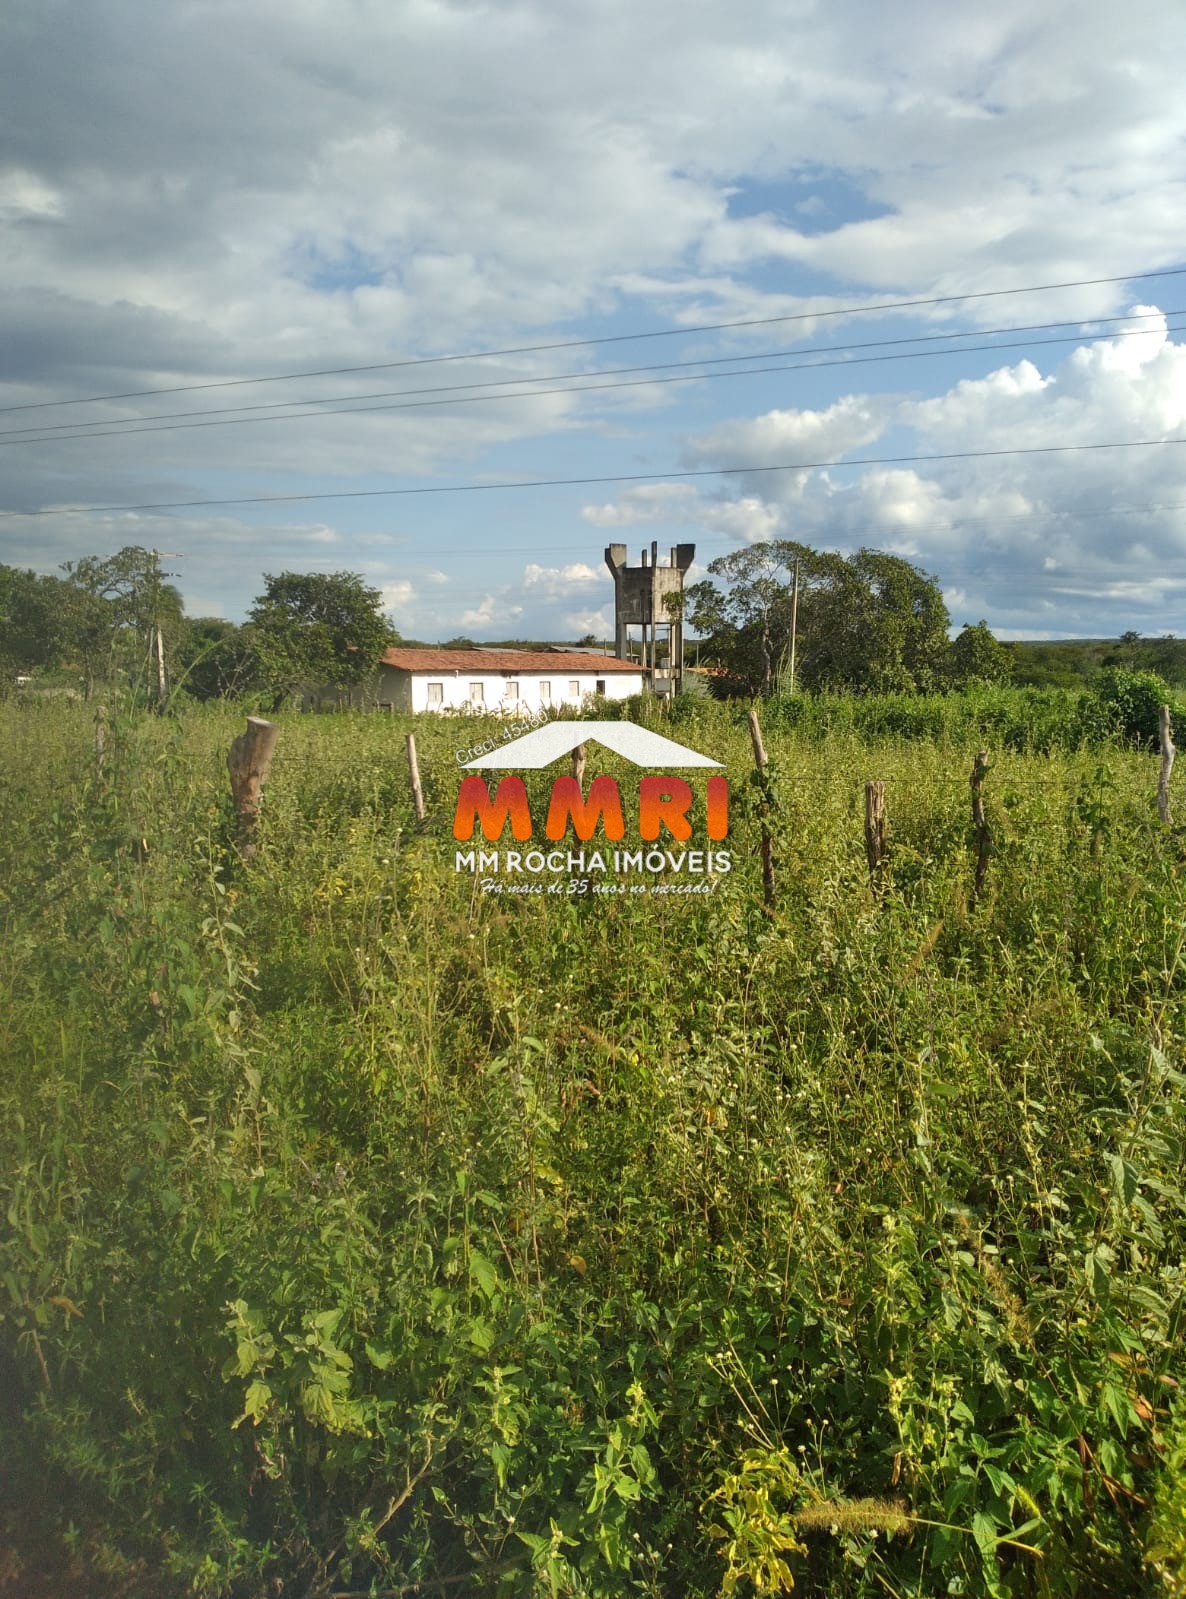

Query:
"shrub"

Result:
[[1145, 1397, 1186, 1594], [1088, 667, 1180, 747]]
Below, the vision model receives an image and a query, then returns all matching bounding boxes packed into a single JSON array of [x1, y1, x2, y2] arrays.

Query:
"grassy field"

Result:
[[1, 694, 1184, 1598]]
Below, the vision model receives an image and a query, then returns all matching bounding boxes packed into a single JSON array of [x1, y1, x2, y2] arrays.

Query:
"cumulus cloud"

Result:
[[581, 484, 698, 527], [379, 579, 416, 622], [683, 396, 892, 472], [522, 562, 602, 593]]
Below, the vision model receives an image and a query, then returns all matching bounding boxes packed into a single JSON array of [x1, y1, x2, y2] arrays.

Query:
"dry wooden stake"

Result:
[[864, 780, 887, 885], [1158, 704, 1176, 824], [970, 748, 992, 902], [94, 704, 107, 777], [572, 741, 588, 788], [227, 716, 281, 859], [406, 732, 427, 822], [747, 708, 776, 908]]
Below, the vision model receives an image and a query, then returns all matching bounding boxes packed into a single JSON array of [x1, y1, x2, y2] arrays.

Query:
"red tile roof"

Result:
[[378, 648, 647, 673]]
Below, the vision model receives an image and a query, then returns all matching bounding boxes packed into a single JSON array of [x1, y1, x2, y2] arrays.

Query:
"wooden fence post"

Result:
[[747, 708, 775, 909], [864, 780, 887, 886], [406, 732, 427, 822], [970, 749, 992, 902], [1158, 705, 1176, 824], [94, 704, 107, 778], [572, 742, 587, 788], [227, 717, 280, 859]]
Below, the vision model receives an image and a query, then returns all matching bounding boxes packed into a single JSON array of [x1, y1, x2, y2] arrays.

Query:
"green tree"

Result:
[[947, 620, 1014, 687], [248, 571, 396, 704], [687, 542, 950, 696], [59, 546, 186, 701], [0, 566, 72, 676], [176, 618, 256, 701], [800, 548, 949, 693], [685, 543, 801, 696]]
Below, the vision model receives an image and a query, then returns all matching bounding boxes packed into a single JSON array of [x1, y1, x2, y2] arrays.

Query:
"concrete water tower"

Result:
[[604, 541, 695, 694]]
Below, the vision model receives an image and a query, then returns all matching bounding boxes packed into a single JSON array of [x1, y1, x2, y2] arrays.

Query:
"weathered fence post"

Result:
[[747, 708, 775, 909], [1158, 705, 1176, 824], [864, 780, 887, 886], [406, 732, 427, 822], [227, 717, 280, 859], [572, 742, 588, 788], [970, 749, 992, 902], [94, 704, 107, 778]]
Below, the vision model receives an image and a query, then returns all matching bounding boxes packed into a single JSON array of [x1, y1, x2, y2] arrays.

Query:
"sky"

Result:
[[2, 0, 1186, 642]]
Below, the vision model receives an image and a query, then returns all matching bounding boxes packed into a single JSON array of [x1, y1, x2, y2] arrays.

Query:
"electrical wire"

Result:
[[5, 321, 1183, 450], [6, 434, 1186, 519], [294, 499, 1186, 561], [1, 264, 1183, 417], [0, 309, 1174, 443]]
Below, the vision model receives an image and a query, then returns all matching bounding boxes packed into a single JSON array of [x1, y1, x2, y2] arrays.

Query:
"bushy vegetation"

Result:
[[1008, 636, 1186, 691], [729, 675, 1183, 755], [1, 695, 1184, 1597], [0, 552, 395, 709]]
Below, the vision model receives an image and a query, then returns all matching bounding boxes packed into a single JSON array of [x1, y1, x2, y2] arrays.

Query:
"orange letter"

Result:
[[545, 775, 625, 841], [638, 775, 693, 841], [706, 776, 730, 840], [453, 775, 533, 841]]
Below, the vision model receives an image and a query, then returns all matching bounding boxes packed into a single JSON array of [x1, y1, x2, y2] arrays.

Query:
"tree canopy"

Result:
[[686, 540, 952, 696], [2, 547, 187, 699], [947, 620, 1014, 687], [247, 571, 396, 702]]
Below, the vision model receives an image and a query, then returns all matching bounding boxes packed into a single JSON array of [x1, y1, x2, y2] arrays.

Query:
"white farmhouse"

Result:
[[375, 647, 647, 713]]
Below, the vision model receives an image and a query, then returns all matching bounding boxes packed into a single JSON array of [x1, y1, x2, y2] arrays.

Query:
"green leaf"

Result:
[[1084, 1245, 1113, 1303], [972, 1509, 999, 1556], [1105, 1153, 1138, 1209], [468, 1317, 495, 1352], [241, 1380, 272, 1422], [1100, 1382, 1132, 1435], [469, 1249, 498, 1301]]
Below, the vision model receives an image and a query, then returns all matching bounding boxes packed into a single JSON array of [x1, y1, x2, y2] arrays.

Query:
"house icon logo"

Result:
[[452, 717, 730, 854], [460, 719, 721, 770]]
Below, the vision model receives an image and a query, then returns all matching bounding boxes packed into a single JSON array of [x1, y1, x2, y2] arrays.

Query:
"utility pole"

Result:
[[788, 557, 800, 695], [150, 550, 184, 712]]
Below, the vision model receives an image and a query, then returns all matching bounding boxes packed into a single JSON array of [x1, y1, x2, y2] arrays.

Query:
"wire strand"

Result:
[[1, 264, 1182, 417], [0, 308, 1173, 442], [5, 320, 1181, 449], [6, 434, 1186, 519]]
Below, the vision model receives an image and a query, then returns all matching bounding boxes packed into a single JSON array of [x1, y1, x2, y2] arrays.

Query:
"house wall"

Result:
[[377, 665, 643, 713]]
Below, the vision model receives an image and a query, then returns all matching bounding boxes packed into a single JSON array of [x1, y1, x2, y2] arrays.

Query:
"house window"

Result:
[[568, 680, 580, 698], [469, 682, 484, 704], [506, 680, 520, 700], [426, 682, 443, 705], [595, 679, 606, 695], [539, 680, 552, 702]]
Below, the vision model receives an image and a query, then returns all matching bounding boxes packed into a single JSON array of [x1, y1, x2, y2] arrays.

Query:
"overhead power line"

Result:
[[1, 311, 1178, 448], [6, 435, 1186, 519], [1, 264, 1183, 418], [370, 500, 1186, 559]]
